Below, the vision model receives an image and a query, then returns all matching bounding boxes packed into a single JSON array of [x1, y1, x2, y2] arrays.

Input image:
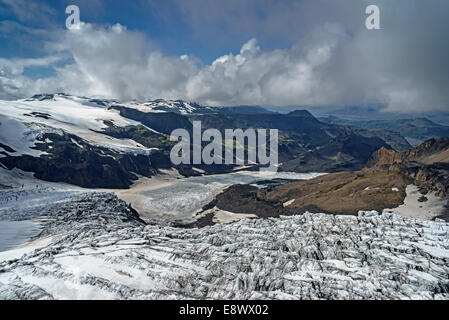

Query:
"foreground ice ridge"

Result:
[[0, 192, 448, 300]]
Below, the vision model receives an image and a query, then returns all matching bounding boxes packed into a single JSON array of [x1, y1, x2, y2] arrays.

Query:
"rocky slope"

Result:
[[205, 138, 449, 220], [0, 129, 156, 188], [368, 138, 449, 167], [367, 138, 449, 198], [207, 171, 411, 218], [1, 192, 448, 300]]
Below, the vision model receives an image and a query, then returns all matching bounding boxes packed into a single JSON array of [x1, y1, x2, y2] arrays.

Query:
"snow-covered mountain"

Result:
[[26, 93, 216, 115], [126, 99, 216, 115], [0, 94, 225, 188], [0, 93, 395, 189], [1, 93, 157, 154]]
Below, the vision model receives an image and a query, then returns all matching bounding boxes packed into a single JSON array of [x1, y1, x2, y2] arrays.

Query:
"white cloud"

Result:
[[0, 22, 353, 104], [0, 55, 65, 98], [1, 1, 449, 114]]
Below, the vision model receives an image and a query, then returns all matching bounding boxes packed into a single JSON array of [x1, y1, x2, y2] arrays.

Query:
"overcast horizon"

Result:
[[1, 0, 449, 113]]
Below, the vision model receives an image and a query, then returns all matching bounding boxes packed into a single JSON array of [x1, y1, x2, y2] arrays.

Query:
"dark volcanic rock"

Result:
[[367, 138, 449, 198], [110, 105, 192, 135], [213, 184, 288, 217], [205, 184, 310, 218], [280, 132, 389, 173], [0, 143, 16, 153], [193, 110, 389, 173], [0, 132, 156, 189], [96, 121, 237, 177]]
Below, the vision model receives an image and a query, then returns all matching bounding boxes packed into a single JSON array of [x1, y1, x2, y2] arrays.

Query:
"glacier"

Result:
[[0, 192, 448, 300]]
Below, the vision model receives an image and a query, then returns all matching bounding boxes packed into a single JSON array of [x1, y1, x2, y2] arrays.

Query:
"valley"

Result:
[[0, 94, 448, 300], [1, 0, 448, 304]]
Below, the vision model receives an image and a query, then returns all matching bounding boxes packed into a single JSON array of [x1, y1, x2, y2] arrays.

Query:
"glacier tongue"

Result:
[[0, 192, 449, 300]]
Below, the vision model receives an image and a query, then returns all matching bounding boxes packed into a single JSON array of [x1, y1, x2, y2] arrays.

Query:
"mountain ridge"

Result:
[[203, 137, 449, 219], [0, 94, 410, 188]]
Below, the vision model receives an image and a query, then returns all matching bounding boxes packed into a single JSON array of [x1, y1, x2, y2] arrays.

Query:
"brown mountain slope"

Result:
[[206, 138, 449, 219], [368, 137, 449, 168], [264, 170, 410, 215]]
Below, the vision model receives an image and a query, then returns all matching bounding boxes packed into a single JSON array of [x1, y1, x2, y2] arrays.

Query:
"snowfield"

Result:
[[0, 192, 448, 300], [0, 95, 160, 155], [0, 94, 221, 169], [124, 99, 214, 115], [383, 185, 448, 220]]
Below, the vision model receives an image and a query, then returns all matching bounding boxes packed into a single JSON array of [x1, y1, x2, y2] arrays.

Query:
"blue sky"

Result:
[[0, 0, 448, 112], [0, 0, 294, 63]]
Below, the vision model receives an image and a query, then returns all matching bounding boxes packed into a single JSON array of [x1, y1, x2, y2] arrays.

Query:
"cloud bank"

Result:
[[0, 0, 448, 113]]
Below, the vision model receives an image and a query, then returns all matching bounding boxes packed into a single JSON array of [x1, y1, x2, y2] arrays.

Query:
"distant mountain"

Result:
[[368, 137, 449, 167], [0, 95, 398, 188], [320, 116, 449, 145], [266, 105, 449, 126], [26, 93, 217, 115], [192, 109, 389, 172], [127, 99, 217, 115], [267, 105, 385, 117], [0, 94, 197, 188], [287, 110, 316, 117], [218, 106, 274, 114], [347, 127, 411, 151]]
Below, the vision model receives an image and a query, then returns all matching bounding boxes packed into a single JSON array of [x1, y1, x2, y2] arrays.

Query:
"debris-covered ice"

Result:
[[1, 192, 448, 300]]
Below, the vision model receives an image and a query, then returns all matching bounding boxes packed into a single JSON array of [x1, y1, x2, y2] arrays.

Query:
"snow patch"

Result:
[[383, 185, 447, 220], [283, 199, 295, 207]]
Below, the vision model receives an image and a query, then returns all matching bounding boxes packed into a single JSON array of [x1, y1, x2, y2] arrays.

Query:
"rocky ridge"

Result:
[[203, 138, 449, 220], [1, 94, 396, 188], [368, 138, 449, 198]]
